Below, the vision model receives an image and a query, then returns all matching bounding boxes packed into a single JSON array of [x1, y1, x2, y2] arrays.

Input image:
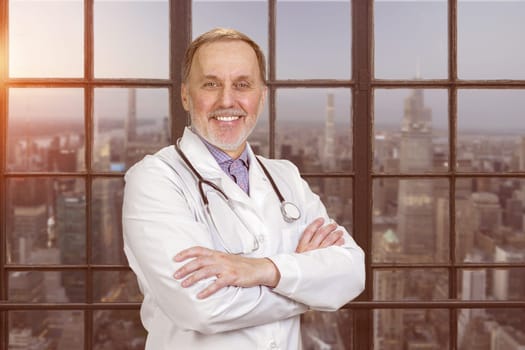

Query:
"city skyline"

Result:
[[4, 1, 525, 349], [6, 0, 525, 130], [6, 83, 525, 348]]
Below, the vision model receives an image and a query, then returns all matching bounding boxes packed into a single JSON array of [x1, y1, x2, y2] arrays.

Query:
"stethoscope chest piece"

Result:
[[281, 201, 301, 223]]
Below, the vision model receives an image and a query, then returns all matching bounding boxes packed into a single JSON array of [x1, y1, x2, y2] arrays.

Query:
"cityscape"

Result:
[[3, 0, 525, 348], [4, 86, 525, 349]]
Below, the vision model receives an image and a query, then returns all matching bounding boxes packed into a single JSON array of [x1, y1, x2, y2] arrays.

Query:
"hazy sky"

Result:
[[7, 0, 525, 134]]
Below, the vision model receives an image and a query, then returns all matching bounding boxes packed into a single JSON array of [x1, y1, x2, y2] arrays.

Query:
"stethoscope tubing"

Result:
[[174, 139, 301, 223]]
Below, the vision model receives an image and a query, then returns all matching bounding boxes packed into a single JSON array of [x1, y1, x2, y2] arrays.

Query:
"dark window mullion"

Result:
[[268, 0, 276, 159], [171, 0, 191, 139], [84, 1, 94, 349], [449, 1, 458, 348], [0, 88, 6, 350], [352, 0, 373, 349], [1, 0, 8, 349]]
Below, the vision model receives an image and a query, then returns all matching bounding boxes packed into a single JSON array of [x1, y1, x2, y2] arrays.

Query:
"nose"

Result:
[[218, 85, 235, 108]]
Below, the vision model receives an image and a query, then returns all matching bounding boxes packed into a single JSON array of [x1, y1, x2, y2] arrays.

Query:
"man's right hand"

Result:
[[295, 217, 345, 253]]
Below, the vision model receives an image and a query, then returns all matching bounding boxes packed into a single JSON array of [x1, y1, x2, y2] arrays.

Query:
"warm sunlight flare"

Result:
[[2, 1, 525, 349]]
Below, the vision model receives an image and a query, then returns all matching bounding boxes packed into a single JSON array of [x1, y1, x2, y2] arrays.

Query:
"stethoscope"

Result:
[[175, 139, 301, 224]]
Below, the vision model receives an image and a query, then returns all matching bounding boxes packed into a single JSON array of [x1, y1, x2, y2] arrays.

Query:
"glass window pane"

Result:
[[92, 178, 126, 264], [374, 89, 449, 174], [192, 0, 268, 80], [9, 271, 85, 303], [93, 88, 170, 172], [94, 271, 142, 303], [93, 310, 146, 350], [374, 0, 447, 79], [458, 309, 524, 349], [6, 177, 86, 265], [7, 88, 85, 172], [373, 269, 448, 301], [304, 177, 353, 232], [9, 0, 84, 78], [458, 1, 525, 80], [9, 310, 84, 349], [301, 310, 353, 350], [94, 0, 169, 79], [373, 178, 450, 263], [456, 178, 525, 263], [459, 269, 525, 302], [374, 309, 449, 349], [457, 90, 525, 172], [276, 88, 352, 173], [276, 0, 351, 79]]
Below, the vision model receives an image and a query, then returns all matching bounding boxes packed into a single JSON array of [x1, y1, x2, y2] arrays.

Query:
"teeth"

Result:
[[215, 116, 240, 122]]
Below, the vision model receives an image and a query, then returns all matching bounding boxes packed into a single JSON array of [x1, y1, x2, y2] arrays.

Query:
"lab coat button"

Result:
[[257, 234, 265, 243], [269, 341, 278, 349]]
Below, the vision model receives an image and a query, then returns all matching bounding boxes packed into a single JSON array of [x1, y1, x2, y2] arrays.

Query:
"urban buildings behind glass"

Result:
[[6, 88, 160, 349], [6, 79, 525, 349], [372, 89, 525, 350]]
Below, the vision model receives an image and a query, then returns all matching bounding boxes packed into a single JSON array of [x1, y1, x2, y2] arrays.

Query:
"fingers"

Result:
[[174, 246, 211, 262], [173, 247, 214, 281], [319, 230, 344, 248], [296, 218, 345, 253], [309, 222, 338, 248], [295, 217, 324, 253], [196, 276, 234, 299], [179, 265, 218, 288], [173, 248, 275, 299]]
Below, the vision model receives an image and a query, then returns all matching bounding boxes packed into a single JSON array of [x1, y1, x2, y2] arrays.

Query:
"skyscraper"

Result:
[[125, 88, 137, 143], [56, 193, 86, 302], [323, 93, 336, 170], [397, 89, 435, 256], [374, 90, 448, 349]]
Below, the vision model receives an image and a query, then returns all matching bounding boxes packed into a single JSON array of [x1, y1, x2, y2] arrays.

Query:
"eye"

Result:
[[234, 81, 251, 89], [203, 81, 218, 88]]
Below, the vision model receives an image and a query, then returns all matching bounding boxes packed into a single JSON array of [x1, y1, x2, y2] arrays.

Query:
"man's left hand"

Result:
[[173, 247, 280, 299]]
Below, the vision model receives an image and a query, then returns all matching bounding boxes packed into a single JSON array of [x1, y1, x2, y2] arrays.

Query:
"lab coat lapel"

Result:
[[247, 148, 274, 210], [178, 127, 224, 180], [178, 127, 253, 207]]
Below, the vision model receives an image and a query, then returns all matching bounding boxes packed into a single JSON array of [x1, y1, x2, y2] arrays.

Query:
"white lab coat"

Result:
[[122, 127, 365, 350]]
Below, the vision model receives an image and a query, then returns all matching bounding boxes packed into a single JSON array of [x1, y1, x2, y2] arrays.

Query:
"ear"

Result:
[[260, 85, 268, 108], [181, 83, 190, 111]]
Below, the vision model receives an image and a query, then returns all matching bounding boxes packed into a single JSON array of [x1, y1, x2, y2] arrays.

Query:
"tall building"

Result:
[[397, 89, 435, 256], [491, 326, 525, 350], [126, 88, 137, 143], [323, 93, 336, 170], [373, 90, 449, 349], [92, 179, 125, 265], [56, 193, 86, 302], [123, 88, 171, 168], [518, 136, 525, 171], [471, 192, 501, 233], [493, 246, 525, 301]]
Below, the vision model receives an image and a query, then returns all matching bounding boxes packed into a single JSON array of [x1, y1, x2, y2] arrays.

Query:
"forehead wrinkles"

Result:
[[190, 42, 260, 82]]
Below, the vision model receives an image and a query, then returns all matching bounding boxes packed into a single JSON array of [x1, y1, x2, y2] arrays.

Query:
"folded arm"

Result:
[[123, 156, 308, 335], [175, 161, 365, 312]]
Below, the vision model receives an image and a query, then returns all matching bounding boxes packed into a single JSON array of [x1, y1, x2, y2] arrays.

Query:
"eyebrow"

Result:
[[201, 74, 254, 81]]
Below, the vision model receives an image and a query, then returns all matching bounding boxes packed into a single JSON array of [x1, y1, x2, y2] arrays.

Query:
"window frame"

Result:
[[1, 1, 525, 349]]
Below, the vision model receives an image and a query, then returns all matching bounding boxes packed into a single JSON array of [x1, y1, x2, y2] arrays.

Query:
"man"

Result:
[[122, 28, 365, 350]]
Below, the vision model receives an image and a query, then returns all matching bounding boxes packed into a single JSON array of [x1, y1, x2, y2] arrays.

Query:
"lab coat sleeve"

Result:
[[122, 155, 308, 335], [267, 162, 365, 311]]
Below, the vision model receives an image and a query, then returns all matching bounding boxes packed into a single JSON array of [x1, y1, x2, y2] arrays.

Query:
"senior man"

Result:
[[122, 28, 365, 350]]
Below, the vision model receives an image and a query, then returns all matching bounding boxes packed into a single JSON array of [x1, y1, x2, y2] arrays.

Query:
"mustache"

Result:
[[208, 109, 247, 118]]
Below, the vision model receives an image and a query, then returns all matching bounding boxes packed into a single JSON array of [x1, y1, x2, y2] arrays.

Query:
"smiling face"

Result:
[[181, 40, 267, 159]]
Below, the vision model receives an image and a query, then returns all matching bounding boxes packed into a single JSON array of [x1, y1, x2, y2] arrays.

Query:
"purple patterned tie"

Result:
[[228, 159, 249, 194]]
